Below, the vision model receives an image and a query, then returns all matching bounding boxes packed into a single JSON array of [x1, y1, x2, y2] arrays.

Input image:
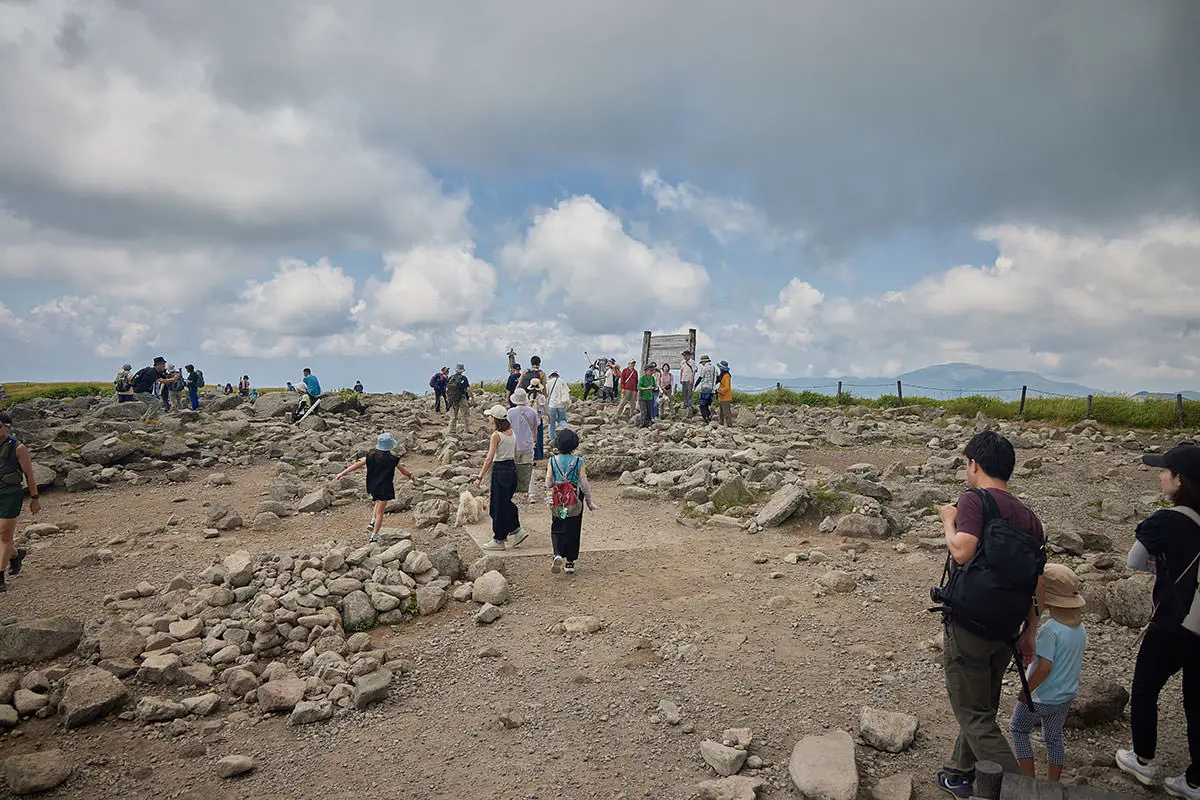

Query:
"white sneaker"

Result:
[[509, 530, 528, 548], [1116, 748, 1159, 787], [1166, 775, 1200, 800], [481, 539, 506, 551], [551, 555, 564, 574]]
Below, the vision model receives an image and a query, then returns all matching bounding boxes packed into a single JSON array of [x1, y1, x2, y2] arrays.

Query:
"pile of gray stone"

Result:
[[0, 535, 512, 736]]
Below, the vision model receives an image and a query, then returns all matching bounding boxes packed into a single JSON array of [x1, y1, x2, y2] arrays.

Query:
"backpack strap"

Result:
[[968, 487, 999, 525], [1169, 505, 1200, 529]]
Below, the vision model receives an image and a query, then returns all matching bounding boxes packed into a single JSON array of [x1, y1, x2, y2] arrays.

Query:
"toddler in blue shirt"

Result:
[[1010, 563, 1088, 782]]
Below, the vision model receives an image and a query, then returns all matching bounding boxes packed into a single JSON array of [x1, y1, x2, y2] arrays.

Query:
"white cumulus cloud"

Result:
[[500, 196, 711, 335], [232, 258, 357, 337], [363, 244, 497, 328]]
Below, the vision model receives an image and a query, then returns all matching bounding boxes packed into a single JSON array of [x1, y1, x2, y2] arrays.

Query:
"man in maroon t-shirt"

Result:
[[936, 430, 1047, 798]]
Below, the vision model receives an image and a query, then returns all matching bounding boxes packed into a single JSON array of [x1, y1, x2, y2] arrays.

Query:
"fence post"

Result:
[[974, 760, 1004, 800], [1179, 393, 1186, 428], [1019, 385, 1027, 417], [896, 380, 903, 406], [641, 331, 652, 371], [837, 381, 842, 398], [1086, 395, 1093, 420]]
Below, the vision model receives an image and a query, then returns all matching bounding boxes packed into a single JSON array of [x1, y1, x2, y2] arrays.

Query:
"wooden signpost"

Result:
[[641, 329, 698, 370]]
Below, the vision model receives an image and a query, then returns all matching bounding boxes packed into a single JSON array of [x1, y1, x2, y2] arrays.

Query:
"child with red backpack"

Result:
[[544, 429, 596, 575]]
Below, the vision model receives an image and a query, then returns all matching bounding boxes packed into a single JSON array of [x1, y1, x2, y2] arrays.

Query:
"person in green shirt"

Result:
[[638, 363, 658, 428]]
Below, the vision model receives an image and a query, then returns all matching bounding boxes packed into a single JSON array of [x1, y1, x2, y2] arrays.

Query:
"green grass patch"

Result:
[[2, 381, 110, 403]]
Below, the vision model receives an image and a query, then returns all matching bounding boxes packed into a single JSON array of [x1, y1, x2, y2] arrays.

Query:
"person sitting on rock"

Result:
[[337, 433, 419, 544]]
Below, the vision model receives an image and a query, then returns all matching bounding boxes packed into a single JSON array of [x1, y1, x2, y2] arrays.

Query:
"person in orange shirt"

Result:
[[717, 360, 734, 427]]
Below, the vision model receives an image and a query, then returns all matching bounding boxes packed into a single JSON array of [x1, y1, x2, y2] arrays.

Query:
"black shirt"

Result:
[[1137, 508, 1200, 630], [365, 451, 401, 500], [505, 374, 520, 394], [132, 366, 160, 393]]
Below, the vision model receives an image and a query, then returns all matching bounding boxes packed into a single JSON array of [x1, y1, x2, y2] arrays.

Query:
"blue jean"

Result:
[[651, 390, 659, 419], [534, 422, 544, 461], [188, 386, 199, 411], [548, 406, 568, 442]]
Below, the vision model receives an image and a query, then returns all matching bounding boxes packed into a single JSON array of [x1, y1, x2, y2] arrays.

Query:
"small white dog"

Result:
[[455, 490, 485, 527]]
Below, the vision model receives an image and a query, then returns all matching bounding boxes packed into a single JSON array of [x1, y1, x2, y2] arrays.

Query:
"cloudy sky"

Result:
[[2, 0, 1199, 393]]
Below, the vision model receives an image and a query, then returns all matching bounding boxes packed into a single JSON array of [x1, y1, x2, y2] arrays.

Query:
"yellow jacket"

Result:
[[717, 373, 732, 402]]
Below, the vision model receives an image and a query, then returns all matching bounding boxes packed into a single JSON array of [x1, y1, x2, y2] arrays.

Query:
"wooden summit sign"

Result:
[[641, 329, 698, 370]]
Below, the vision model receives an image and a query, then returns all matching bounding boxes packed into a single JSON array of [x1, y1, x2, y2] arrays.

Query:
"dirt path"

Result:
[[0, 431, 1188, 800]]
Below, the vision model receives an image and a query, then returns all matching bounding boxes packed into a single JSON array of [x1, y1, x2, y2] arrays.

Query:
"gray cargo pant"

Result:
[[135, 391, 160, 422], [681, 382, 695, 415], [942, 623, 1020, 777]]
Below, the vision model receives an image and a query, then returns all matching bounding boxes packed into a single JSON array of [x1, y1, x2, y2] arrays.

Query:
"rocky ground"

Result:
[[0, 388, 1195, 799]]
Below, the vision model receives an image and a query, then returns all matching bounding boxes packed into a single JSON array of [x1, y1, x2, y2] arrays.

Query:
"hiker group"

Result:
[[587, 349, 735, 428], [114, 359, 325, 423], [932, 431, 1200, 800]]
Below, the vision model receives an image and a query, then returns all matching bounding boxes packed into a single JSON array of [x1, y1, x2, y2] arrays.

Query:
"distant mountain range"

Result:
[[738, 362, 1197, 401]]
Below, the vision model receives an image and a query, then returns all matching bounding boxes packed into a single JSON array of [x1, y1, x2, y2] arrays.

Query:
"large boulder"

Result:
[[97, 622, 147, 661], [647, 448, 731, 473], [341, 591, 377, 631], [834, 513, 890, 539], [1066, 681, 1130, 729], [472, 571, 510, 605], [429, 544, 464, 582], [60, 667, 128, 728], [756, 484, 811, 528], [79, 436, 136, 466], [3, 749, 73, 794], [1107, 574, 1155, 628], [858, 707, 918, 753], [257, 678, 305, 713], [0, 617, 83, 663], [412, 499, 451, 528], [296, 488, 333, 514], [249, 391, 296, 419], [789, 730, 858, 800]]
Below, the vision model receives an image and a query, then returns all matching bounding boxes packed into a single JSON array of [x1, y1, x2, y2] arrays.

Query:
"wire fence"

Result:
[[736, 379, 1199, 429]]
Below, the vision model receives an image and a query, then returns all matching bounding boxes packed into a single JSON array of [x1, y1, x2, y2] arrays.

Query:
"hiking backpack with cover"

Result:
[[131, 366, 159, 394], [445, 374, 468, 403], [936, 488, 1046, 642], [550, 455, 584, 519]]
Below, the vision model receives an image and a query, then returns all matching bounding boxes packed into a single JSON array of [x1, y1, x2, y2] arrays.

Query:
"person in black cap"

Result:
[[130, 357, 175, 422], [1116, 443, 1200, 798]]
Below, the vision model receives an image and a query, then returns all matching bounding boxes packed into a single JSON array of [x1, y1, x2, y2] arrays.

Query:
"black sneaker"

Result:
[[936, 771, 973, 799], [8, 547, 26, 576]]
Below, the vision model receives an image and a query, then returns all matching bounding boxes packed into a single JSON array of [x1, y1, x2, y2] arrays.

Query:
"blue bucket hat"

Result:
[[376, 433, 397, 451]]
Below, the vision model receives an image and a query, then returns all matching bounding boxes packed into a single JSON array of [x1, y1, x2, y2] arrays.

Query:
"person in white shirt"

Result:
[[679, 350, 698, 417], [546, 370, 572, 442]]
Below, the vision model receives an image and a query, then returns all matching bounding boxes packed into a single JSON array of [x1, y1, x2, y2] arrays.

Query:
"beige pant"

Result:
[[515, 450, 534, 493], [447, 400, 471, 433], [615, 389, 637, 420]]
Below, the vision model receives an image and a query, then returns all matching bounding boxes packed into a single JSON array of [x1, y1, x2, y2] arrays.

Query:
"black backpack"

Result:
[[936, 488, 1046, 642], [131, 366, 159, 394]]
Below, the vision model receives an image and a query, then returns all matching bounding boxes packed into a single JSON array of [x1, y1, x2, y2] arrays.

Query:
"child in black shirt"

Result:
[[337, 433, 418, 542]]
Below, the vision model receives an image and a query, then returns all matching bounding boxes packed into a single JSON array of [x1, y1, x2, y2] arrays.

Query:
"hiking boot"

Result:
[[509, 530, 528, 548], [1166, 775, 1200, 800], [481, 539, 506, 551], [551, 555, 564, 574], [935, 771, 973, 799], [564, 562, 576, 575], [1116, 749, 1158, 787], [8, 547, 26, 576]]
